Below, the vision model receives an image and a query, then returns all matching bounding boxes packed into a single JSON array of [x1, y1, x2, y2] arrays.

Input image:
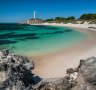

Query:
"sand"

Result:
[[28, 24, 96, 78]]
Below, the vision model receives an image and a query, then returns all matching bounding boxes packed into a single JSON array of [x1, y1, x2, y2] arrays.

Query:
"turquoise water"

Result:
[[0, 24, 86, 56]]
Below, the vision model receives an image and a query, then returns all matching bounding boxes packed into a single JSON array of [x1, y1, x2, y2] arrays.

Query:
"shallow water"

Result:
[[0, 24, 86, 56]]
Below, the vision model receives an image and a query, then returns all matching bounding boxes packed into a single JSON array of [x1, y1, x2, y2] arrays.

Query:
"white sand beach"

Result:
[[35, 22, 96, 31], [28, 23, 96, 78]]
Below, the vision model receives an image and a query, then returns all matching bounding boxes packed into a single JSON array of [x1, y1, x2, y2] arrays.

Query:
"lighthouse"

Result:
[[34, 11, 36, 19]]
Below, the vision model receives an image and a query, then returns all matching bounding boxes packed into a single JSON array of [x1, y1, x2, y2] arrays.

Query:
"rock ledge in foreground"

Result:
[[0, 49, 96, 90]]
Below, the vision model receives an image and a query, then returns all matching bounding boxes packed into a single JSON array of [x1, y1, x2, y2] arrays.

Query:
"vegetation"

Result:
[[29, 13, 96, 24], [44, 16, 76, 23], [79, 14, 96, 20], [44, 13, 96, 23], [67, 16, 75, 20]]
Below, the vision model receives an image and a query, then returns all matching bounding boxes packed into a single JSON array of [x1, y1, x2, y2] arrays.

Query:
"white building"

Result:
[[34, 11, 36, 19]]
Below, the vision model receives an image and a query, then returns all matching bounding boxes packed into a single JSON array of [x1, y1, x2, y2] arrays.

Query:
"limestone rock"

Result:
[[0, 49, 35, 90], [0, 49, 96, 90]]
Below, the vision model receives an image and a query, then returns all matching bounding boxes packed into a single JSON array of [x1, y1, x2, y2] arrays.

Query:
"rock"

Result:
[[0, 49, 96, 90], [0, 49, 35, 90], [32, 77, 77, 90], [71, 57, 96, 90], [0, 72, 6, 82], [78, 57, 96, 89]]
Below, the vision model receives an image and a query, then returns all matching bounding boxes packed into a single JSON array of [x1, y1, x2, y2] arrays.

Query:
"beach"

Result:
[[0, 23, 96, 78], [30, 24, 96, 78]]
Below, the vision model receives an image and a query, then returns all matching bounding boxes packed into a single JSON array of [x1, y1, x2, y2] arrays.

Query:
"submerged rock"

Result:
[[0, 49, 96, 90]]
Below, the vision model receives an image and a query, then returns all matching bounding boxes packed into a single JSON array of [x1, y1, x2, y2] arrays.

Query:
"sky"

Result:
[[0, 0, 96, 23]]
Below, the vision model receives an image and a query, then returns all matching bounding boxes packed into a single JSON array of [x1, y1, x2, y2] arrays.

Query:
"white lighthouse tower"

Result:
[[34, 11, 36, 19]]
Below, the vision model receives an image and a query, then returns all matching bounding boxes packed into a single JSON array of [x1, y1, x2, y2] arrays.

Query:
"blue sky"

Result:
[[0, 0, 96, 22]]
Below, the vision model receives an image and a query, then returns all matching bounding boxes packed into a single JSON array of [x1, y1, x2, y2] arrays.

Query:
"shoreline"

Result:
[[30, 23, 96, 30], [27, 24, 96, 78]]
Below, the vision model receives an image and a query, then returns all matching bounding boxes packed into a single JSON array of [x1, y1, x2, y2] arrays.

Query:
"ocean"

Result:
[[0, 24, 86, 56]]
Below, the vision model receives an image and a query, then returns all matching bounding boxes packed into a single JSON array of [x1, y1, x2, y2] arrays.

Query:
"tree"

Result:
[[79, 14, 96, 20], [67, 16, 75, 20], [45, 18, 54, 21], [55, 17, 67, 23], [55, 17, 64, 21]]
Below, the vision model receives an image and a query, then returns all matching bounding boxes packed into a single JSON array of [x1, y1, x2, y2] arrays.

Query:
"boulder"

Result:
[[0, 49, 35, 90]]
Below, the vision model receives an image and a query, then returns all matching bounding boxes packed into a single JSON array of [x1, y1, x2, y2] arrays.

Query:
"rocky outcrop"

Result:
[[0, 49, 35, 90], [25, 19, 43, 24], [0, 50, 96, 90]]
